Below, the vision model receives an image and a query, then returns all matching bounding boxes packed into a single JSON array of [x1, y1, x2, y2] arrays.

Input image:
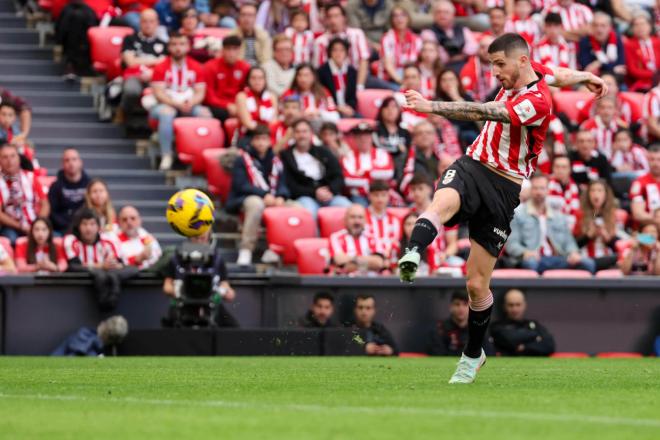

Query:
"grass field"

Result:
[[0, 357, 658, 439]]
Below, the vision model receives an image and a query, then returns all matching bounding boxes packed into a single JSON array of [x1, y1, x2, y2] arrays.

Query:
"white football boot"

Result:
[[448, 349, 487, 384]]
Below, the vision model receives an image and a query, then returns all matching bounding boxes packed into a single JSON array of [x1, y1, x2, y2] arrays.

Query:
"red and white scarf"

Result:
[[589, 31, 618, 65], [0, 171, 37, 227], [244, 88, 275, 125], [241, 150, 282, 195], [329, 59, 349, 107], [639, 38, 657, 71]]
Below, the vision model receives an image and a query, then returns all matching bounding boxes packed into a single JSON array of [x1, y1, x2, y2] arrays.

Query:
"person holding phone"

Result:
[[620, 223, 660, 275]]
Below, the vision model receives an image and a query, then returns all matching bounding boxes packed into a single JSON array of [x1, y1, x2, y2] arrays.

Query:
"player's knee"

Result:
[[465, 275, 489, 298]]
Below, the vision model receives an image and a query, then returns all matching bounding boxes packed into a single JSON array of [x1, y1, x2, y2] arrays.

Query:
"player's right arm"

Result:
[[404, 90, 512, 122], [547, 66, 608, 98]]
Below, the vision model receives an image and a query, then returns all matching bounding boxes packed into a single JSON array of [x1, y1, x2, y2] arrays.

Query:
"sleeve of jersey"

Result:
[[505, 91, 551, 127], [530, 60, 556, 86], [150, 62, 165, 84], [629, 179, 645, 203]]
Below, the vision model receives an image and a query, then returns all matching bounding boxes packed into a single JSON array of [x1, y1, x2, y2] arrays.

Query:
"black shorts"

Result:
[[436, 156, 521, 257]]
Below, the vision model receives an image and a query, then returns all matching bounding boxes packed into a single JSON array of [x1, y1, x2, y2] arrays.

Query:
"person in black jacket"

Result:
[[281, 118, 351, 219], [318, 37, 358, 118], [569, 130, 612, 189], [490, 289, 556, 356], [352, 294, 398, 356], [48, 148, 91, 235], [298, 291, 338, 328]]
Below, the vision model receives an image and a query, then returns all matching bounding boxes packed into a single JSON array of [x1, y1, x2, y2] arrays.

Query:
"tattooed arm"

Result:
[[404, 90, 510, 122], [547, 67, 608, 98]]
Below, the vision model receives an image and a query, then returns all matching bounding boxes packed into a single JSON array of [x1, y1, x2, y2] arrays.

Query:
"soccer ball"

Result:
[[166, 188, 215, 237]]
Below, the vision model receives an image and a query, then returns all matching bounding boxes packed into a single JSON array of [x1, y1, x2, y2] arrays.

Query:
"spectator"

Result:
[[256, 0, 293, 34], [372, 96, 411, 161], [435, 68, 479, 148], [0, 240, 17, 273], [271, 94, 304, 153], [569, 130, 612, 188], [460, 35, 498, 103], [84, 179, 116, 234], [263, 35, 296, 98], [533, 12, 576, 71], [408, 173, 433, 213], [490, 289, 556, 356], [162, 229, 238, 326], [645, 84, 660, 143], [113, 205, 162, 270], [624, 11, 660, 92], [0, 102, 36, 171], [347, 0, 394, 46], [578, 12, 625, 80], [318, 38, 358, 118], [396, 64, 430, 129], [485, 7, 507, 39], [0, 87, 32, 144], [283, 63, 340, 123], [423, 0, 477, 73], [621, 223, 660, 276], [630, 145, 660, 226], [329, 204, 388, 275], [0, 144, 49, 244], [117, 0, 159, 31], [48, 149, 91, 236], [506, 0, 540, 46], [235, 67, 279, 146], [281, 119, 350, 218], [229, 2, 272, 66], [155, 0, 192, 35], [547, 155, 580, 230], [120, 9, 167, 125], [64, 208, 137, 312], [574, 180, 619, 272], [611, 128, 649, 178], [150, 33, 211, 171], [55, 0, 102, 77], [542, 0, 593, 42], [204, 35, 251, 124], [578, 73, 635, 125], [428, 291, 469, 356], [284, 9, 314, 66], [580, 96, 627, 160], [507, 173, 596, 274], [416, 39, 442, 100], [298, 291, 338, 328], [15, 217, 67, 273], [399, 120, 442, 196], [179, 7, 219, 63], [319, 122, 351, 159], [352, 294, 398, 356], [366, 180, 401, 252], [210, 0, 238, 28], [226, 125, 291, 265], [378, 6, 422, 86], [341, 122, 395, 206]]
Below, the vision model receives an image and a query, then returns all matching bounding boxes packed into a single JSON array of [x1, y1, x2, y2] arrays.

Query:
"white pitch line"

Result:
[[0, 393, 659, 429]]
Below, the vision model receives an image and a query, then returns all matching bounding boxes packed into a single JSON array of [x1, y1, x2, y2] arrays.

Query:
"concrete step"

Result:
[[0, 75, 77, 91], [0, 2, 16, 12], [114, 200, 166, 217], [0, 44, 53, 60], [86, 169, 166, 185], [39, 153, 151, 170], [0, 12, 26, 27], [0, 28, 39, 44], [141, 216, 174, 234], [32, 137, 136, 154], [32, 106, 99, 123], [108, 184, 177, 200], [31, 121, 124, 139], [0, 59, 63, 75], [9, 90, 93, 107]]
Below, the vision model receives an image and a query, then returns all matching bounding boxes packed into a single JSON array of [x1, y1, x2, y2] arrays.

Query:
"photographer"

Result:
[[162, 230, 239, 327]]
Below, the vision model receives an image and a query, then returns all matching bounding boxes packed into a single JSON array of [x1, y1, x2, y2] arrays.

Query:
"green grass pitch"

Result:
[[0, 357, 658, 439]]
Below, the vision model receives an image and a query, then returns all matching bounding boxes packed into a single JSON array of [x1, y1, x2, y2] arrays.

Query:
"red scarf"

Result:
[[589, 31, 618, 64], [639, 38, 657, 71], [241, 150, 281, 195], [329, 60, 348, 107]]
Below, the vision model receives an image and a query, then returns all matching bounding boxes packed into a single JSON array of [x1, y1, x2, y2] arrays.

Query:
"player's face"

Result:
[[449, 299, 469, 325], [530, 177, 548, 205], [354, 298, 376, 326], [312, 299, 334, 324], [488, 51, 521, 90], [368, 190, 389, 211], [588, 183, 606, 209], [79, 218, 100, 244], [504, 294, 526, 321], [649, 152, 660, 177]]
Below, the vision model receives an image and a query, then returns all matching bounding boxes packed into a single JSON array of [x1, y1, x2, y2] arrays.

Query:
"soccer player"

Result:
[[397, 33, 606, 384]]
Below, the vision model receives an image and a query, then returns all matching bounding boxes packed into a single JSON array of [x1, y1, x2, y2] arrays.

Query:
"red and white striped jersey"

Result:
[[378, 29, 423, 80], [466, 61, 554, 179], [284, 27, 314, 66], [506, 16, 541, 46], [241, 88, 277, 133], [313, 28, 370, 68], [329, 228, 387, 259], [366, 208, 402, 245], [533, 36, 576, 70], [580, 116, 627, 160], [419, 65, 435, 100], [0, 170, 44, 228], [643, 86, 660, 141], [281, 88, 338, 115], [112, 228, 162, 269], [341, 148, 395, 198], [611, 145, 650, 173], [151, 56, 205, 99], [63, 234, 121, 266], [542, 2, 594, 33], [547, 177, 579, 228], [630, 173, 660, 214]]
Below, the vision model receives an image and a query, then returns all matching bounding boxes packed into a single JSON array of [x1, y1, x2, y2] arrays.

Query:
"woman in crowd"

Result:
[[573, 180, 620, 272], [379, 6, 422, 87], [15, 217, 67, 273], [235, 66, 278, 146], [318, 38, 358, 118], [282, 63, 339, 123], [621, 223, 660, 276], [372, 96, 411, 163], [416, 40, 442, 100], [435, 68, 479, 149], [624, 10, 660, 92], [84, 179, 116, 234]]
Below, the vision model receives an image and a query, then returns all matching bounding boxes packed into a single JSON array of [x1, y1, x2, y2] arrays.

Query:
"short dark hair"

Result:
[[0, 101, 16, 112], [326, 37, 350, 58], [313, 291, 334, 304], [551, 154, 570, 166], [324, 3, 346, 16], [71, 207, 100, 238], [530, 172, 549, 182], [250, 124, 271, 138], [0, 143, 18, 153], [168, 31, 188, 41], [356, 294, 374, 303], [451, 290, 469, 303], [320, 122, 339, 134], [488, 33, 529, 56], [489, 6, 506, 15], [409, 173, 433, 188], [292, 118, 313, 131], [613, 128, 632, 140], [289, 8, 309, 22], [223, 35, 242, 48], [369, 180, 389, 193], [545, 12, 563, 26]]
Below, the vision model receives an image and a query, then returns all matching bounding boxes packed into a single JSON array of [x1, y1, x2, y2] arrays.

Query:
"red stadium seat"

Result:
[[619, 92, 644, 121], [0, 236, 14, 260], [223, 118, 240, 146], [173, 117, 224, 174], [317, 207, 347, 238], [87, 26, 134, 80], [550, 352, 590, 358], [37, 175, 56, 195], [263, 207, 316, 264], [595, 269, 624, 278], [399, 352, 429, 358], [357, 89, 394, 120], [387, 207, 410, 224], [202, 148, 232, 204], [596, 352, 643, 358], [194, 28, 232, 41], [542, 269, 592, 278], [552, 91, 592, 123], [491, 269, 539, 278], [294, 238, 330, 274], [38, 0, 53, 11]]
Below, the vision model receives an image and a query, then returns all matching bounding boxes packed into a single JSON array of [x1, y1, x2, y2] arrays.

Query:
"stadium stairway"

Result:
[[0, 2, 187, 247]]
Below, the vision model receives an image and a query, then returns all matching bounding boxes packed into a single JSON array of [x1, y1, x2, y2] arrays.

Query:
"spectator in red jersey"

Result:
[[0, 242, 16, 274], [580, 96, 628, 160], [541, 0, 593, 43], [65, 208, 138, 312], [644, 84, 660, 143], [283, 63, 340, 124], [578, 12, 625, 79], [505, 0, 540, 46], [0, 102, 37, 172], [341, 122, 395, 206], [435, 68, 479, 148], [318, 38, 359, 118], [621, 223, 660, 276], [113, 205, 162, 270], [366, 180, 402, 253], [179, 8, 219, 63], [485, 7, 507, 39], [298, 292, 338, 328], [329, 204, 388, 275], [568, 129, 612, 188], [630, 145, 660, 226], [373, 96, 411, 163], [228, 2, 272, 66], [578, 73, 636, 126], [15, 217, 67, 273], [319, 122, 351, 159], [460, 35, 499, 103], [0, 144, 49, 245], [263, 35, 296, 98], [83, 179, 116, 234], [204, 35, 251, 125], [624, 11, 660, 92], [283, 9, 314, 66], [271, 94, 304, 153], [533, 12, 576, 71], [150, 33, 210, 171], [611, 128, 649, 179], [0, 87, 32, 145], [378, 6, 423, 86], [547, 155, 579, 230], [235, 67, 279, 147], [574, 180, 619, 272], [352, 294, 398, 356], [416, 39, 442, 100]]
